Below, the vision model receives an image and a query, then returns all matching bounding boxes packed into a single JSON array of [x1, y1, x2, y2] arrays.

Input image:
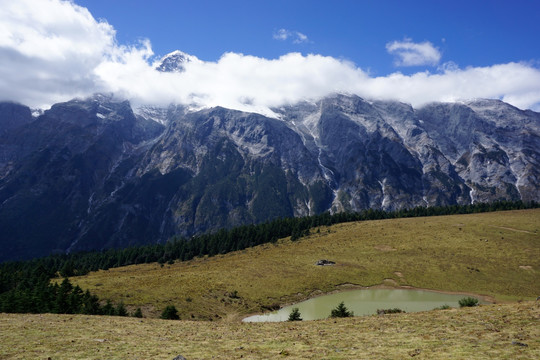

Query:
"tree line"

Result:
[[0, 272, 133, 316], [0, 200, 536, 315]]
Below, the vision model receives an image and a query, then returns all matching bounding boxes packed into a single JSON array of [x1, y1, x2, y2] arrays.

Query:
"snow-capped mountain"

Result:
[[155, 50, 200, 73], [0, 93, 538, 261]]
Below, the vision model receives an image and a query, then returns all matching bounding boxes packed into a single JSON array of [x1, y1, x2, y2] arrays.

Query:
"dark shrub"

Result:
[[377, 308, 405, 315], [458, 297, 479, 307], [434, 304, 451, 310], [161, 305, 180, 320], [133, 307, 143, 318]]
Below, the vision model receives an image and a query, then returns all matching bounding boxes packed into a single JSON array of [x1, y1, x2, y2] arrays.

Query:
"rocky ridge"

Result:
[[0, 92, 538, 261]]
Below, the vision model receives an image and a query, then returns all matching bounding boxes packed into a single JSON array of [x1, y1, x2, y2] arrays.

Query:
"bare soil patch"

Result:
[[383, 278, 399, 286], [374, 244, 397, 251]]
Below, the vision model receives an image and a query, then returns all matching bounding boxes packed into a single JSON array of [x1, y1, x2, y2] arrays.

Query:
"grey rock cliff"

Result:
[[0, 94, 538, 261]]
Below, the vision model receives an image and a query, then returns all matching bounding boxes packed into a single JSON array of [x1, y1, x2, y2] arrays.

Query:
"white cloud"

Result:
[[0, 0, 120, 107], [81, 52, 540, 113], [273, 29, 289, 41], [386, 38, 441, 67], [273, 28, 310, 44], [293, 32, 309, 44], [1, 0, 540, 114], [363, 63, 540, 110]]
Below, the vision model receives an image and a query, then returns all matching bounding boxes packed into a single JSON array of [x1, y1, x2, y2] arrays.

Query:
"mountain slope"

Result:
[[0, 96, 164, 260], [0, 94, 538, 261]]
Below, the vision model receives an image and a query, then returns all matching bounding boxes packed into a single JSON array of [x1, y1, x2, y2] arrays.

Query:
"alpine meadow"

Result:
[[1, 1, 540, 359]]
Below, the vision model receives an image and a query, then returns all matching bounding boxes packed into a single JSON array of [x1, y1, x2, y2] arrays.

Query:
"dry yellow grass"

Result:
[[70, 209, 540, 320], [1, 301, 539, 359], [3, 209, 539, 359]]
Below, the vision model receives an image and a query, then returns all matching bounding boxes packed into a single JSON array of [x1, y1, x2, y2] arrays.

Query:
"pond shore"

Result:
[[243, 285, 494, 322]]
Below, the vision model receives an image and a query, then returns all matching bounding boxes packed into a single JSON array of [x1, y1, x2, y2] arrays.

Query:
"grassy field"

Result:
[[1, 301, 538, 359], [69, 209, 540, 320], [1, 209, 539, 359]]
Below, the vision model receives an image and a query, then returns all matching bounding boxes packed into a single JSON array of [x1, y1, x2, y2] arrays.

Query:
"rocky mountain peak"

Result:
[[0, 94, 538, 261], [155, 50, 200, 73]]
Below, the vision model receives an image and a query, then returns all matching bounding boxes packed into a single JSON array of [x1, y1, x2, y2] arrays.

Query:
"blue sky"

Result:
[[1, 0, 540, 112], [76, 0, 540, 75]]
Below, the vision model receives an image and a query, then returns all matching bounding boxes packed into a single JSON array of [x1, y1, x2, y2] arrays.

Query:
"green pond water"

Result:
[[243, 289, 488, 322]]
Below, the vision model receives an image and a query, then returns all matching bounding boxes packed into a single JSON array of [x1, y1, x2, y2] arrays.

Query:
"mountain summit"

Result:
[[155, 50, 200, 73], [0, 94, 538, 261]]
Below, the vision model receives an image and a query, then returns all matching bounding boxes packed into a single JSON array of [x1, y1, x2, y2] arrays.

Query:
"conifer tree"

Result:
[[288, 307, 302, 321], [161, 305, 180, 320], [133, 308, 143, 318], [115, 302, 128, 316], [102, 300, 116, 316], [330, 302, 354, 318]]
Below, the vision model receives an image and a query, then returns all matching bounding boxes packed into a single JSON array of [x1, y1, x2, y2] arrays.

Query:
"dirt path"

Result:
[[489, 225, 536, 234]]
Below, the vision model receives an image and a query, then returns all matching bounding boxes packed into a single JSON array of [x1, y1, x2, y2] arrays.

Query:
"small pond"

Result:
[[243, 288, 489, 322]]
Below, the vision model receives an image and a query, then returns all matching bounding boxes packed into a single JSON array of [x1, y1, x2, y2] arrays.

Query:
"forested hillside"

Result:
[[1, 201, 536, 315]]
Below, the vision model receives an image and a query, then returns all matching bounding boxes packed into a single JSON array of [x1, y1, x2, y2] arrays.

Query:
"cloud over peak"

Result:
[[386, 38, 441, 67], [1, 0, 539, 113]]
